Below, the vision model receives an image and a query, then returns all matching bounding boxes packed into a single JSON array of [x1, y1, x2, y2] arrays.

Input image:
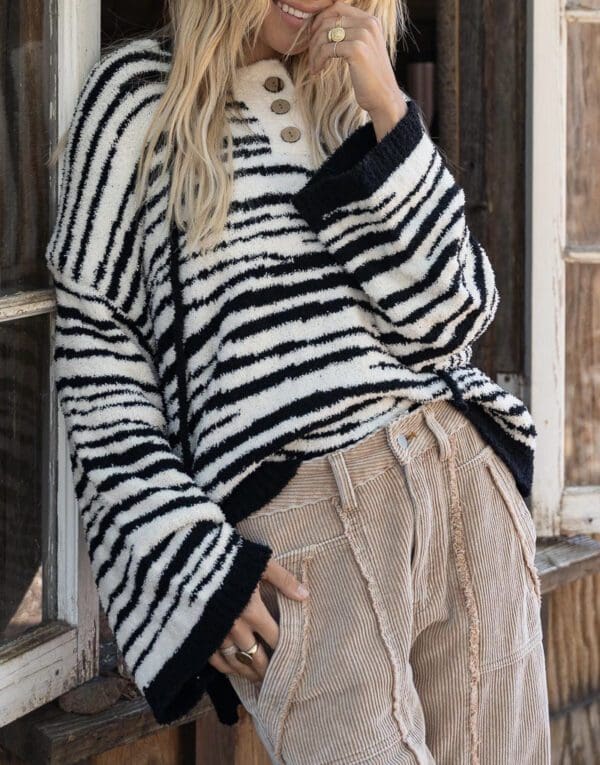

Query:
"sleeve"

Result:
[[290, 98, 500, 372], [45, 51, 272, 725]]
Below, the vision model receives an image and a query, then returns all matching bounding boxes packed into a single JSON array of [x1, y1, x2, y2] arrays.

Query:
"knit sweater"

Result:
[[44, 36, 537, 726]]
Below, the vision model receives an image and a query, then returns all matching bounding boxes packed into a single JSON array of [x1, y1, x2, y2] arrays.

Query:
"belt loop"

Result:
[[327, 451, 358, 511], [423, 408, 452, 462]]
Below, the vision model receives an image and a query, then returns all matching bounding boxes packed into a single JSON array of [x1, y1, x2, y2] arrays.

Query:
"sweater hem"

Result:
[[143, 534, 273, 725]]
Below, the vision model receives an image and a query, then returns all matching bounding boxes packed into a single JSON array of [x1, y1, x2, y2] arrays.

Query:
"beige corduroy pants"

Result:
[[230, 398, 551, 765]]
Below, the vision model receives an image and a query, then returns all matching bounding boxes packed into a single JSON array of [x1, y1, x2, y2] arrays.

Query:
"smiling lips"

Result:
[[275, 1, 315, 21]]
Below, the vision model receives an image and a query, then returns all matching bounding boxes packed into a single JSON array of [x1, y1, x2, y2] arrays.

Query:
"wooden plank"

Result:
[[194, 703, 272, 765], [566, 21, 600, 248], [537, 535, 600, 592], [565, 247, 600, 263], [560, 489, 600, 533], [0, 623, 79, 727], [0, 290, 55, 322], [527, 0, 567, 537], [566, 0, 600, 9], [54, 0, 102, 693], [0, 695, 212, 765], [93, 725, 195, 765], [550, 694, 600, 763], [564, 263, 600, 486], [543, 564, 600, 760], [436, 0, 460, 169]]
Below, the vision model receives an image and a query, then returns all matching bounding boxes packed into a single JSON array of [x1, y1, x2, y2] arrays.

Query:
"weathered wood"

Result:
[[0, 695, 211, 765], [537, 535, 600, 592], [550, 694, 600, 764], [435, 0, 460, 169], [544, 565, 600, 716], [565, 263, 600, 486], [194, 705, 271, 765], [567, 21, 600, 247], [454, 0, 527, 379], [566, 0, 600, 9], [93, 725, 195, 765], [528, 0, 568, 537]]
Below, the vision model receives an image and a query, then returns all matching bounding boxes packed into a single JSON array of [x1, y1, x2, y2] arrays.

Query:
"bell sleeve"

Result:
[[45, 53, 272, 725], [290, 98, 500, 372]]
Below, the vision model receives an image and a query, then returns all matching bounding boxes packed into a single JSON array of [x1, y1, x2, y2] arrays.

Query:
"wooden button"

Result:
[[271, 98, 291, 114], [264, 75, 284, 92], [281, 126, 301, 142]]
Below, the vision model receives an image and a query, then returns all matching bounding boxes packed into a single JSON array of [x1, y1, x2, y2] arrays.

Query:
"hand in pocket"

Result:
[[208, 556, 310, 682]]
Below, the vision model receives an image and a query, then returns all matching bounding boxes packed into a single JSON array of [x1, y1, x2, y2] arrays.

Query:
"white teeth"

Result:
[[276, 1, 313, 19]]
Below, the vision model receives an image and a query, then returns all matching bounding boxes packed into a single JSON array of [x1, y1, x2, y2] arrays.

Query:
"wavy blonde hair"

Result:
[[137, 0, 407, 252]]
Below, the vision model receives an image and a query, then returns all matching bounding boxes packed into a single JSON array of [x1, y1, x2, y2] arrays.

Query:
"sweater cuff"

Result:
[[291, 98, 425, 232], [143, 532, 273, 725]]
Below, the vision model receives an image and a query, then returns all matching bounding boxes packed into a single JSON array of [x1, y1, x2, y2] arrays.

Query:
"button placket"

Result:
[[263, 73, 302, 145]]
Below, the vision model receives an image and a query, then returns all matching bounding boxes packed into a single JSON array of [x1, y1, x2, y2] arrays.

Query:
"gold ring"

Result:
[[328, 25, 346, 43], [235, 641, 259, 666]]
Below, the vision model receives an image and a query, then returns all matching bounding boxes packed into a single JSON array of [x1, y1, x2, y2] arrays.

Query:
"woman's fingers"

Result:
[[208, 648, 233, 675], [262, 557, 310, 602], [207, 559, 310, 682], [228, 619, 267, 681]]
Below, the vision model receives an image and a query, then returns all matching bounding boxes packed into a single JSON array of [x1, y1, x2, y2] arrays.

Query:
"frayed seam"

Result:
[[447, 431, 482, 765]]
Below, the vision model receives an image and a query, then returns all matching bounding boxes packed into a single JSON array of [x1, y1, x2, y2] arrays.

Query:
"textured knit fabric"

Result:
[[229, 398, 550, 764], [44, 36, 538, 726]]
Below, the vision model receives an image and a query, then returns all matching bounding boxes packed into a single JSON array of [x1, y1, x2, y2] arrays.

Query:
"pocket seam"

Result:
[[484, 457, 542, 607], [272, 552, 313, 761], [454, 443, 495, 474]]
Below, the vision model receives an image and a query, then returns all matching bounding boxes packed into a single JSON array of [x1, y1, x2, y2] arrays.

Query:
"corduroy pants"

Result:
[[230, 398, 551, 765]]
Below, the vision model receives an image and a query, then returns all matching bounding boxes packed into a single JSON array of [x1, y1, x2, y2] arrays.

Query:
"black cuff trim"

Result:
[[291, 98, 424, 232], [144, 533, 273, 725]]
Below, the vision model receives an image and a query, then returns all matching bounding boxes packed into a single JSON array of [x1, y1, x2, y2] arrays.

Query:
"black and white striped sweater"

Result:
[[44, 37, 537, 726]]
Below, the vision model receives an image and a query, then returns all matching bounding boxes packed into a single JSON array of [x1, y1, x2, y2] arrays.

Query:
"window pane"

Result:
[[565, 263, 600, 486], [566, 21, 600, 248], [101, 0, 166, 48], [564, 20, 600, 486], [0, 313, 55, 645], [0, 0, 56, 295]]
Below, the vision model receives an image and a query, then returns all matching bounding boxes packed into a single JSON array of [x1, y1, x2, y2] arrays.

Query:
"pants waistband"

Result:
[[259, 398, 472, 515]]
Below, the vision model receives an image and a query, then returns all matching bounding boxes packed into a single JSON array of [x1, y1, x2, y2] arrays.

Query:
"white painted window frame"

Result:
[[527, 0, 600, 536], [0, 0, 101, 727]]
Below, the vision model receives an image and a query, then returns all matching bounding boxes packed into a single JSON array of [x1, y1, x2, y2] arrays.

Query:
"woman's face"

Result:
[[254, 1, 335, 60]]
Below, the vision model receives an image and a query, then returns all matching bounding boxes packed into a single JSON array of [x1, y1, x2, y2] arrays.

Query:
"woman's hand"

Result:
[[307, 0, 407, 135], [208, 557, 309, 683]]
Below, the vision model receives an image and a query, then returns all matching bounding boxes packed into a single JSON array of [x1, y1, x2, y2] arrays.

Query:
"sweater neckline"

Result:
[[232, 55, 294, 97]]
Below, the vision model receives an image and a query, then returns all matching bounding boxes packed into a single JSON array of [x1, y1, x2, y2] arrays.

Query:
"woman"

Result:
[[46, 0, 551, 762]]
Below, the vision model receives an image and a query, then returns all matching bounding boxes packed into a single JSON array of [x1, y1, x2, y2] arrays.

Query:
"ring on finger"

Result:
[[235, 640, 259, 666]]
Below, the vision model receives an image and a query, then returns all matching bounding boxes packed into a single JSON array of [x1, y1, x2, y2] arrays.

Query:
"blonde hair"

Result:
[[56, 0, 407, 253]]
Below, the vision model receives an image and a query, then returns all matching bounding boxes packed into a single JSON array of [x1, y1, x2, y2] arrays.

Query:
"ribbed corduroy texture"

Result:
[[230, 399, 551, 765]]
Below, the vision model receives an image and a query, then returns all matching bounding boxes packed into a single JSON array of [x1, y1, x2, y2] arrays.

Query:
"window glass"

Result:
[[0, 313, 54, 645], [102, 0, 166, 48], [0, 0, 56, 296]]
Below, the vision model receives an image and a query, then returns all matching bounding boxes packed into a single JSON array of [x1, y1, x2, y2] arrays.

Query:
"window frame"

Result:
[[0, 0, 101, 726], [527, 0, 600, 536]]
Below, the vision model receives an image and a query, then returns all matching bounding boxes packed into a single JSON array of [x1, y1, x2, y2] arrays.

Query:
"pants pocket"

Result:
[[277, 537, 408, 765], [228, 545, 311, 759], [454, 450, 544, 674], [484, 452, 542, 607]]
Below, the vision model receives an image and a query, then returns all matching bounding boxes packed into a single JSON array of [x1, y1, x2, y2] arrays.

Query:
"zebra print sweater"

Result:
[[44, 37, 537, 727]]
